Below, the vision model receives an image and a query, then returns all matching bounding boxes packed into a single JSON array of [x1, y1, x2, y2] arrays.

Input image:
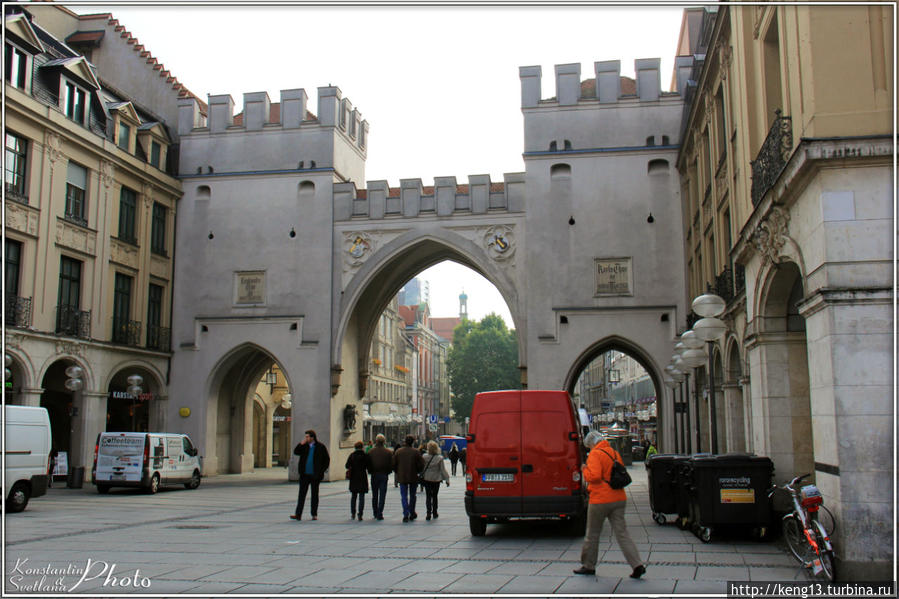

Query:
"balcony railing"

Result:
[[146, 325, 171, 351], [4, 184, 29, 205], [112, 318, 142, 347], [750, 109, 793, 205], [56, 305, 91, 339], [5, 295, 32, 327]]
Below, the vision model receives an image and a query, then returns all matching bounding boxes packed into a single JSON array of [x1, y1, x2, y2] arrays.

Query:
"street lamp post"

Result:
[[679, 336, 706, 453], [127, 374, 143, 431], [692, 293, 727, 454]]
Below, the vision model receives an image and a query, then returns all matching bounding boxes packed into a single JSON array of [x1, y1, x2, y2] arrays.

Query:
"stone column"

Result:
[[18, 387, 44, 407], [149, 394, 167, 432], [71, 391, 107, 482]]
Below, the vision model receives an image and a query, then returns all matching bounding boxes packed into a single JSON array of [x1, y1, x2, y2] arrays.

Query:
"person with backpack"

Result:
[[573, 430, 646, 580]]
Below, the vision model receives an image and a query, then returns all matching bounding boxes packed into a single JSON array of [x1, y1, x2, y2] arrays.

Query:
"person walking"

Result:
[[345, 441, 369, 520], [367, 433, 393, 520], [459, 446, 467, 473], [574, 430, 646, 579], [448, 443, 460, 476], [421, 441, 450, 520], [291, 429, 330, 521], [392, 434, 424, 522]]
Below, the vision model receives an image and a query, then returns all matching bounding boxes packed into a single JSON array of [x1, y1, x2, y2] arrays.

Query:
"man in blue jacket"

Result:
[[291, 429, 330, 520]]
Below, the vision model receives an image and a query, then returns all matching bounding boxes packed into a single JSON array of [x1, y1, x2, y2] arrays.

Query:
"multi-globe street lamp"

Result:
[[691, 293, 727, 454]]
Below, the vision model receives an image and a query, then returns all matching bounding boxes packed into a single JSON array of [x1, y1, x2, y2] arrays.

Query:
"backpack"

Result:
[[599, 448, 632, 489]]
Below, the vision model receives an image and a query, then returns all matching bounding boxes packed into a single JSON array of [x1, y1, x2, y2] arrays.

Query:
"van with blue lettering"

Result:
[[92, 432, 201, 494]]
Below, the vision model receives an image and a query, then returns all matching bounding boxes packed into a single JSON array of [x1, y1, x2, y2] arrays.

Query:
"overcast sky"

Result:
[[74, 2, 686, 326]]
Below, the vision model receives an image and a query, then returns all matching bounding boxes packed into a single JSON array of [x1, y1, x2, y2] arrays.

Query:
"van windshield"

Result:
[[100, 435, 145, 456]]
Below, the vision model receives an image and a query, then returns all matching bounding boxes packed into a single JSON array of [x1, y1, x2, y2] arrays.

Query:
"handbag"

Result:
[[599, 449, 632, 489], [419, 455, 436, 484]]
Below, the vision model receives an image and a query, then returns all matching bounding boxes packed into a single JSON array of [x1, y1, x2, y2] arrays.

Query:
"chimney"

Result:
[[317, 86, 341, 126], [177, 97, 201, 135], [594, 60, 621, 103], [280, 88, 307, 129], [635, 58, 661, 101], [674, 56, 694, 95], [555, 63, 581, 106], [519, 65, 542, 108]]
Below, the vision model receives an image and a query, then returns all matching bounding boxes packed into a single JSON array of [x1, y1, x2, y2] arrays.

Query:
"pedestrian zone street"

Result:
[[4, 464, 806, 596]]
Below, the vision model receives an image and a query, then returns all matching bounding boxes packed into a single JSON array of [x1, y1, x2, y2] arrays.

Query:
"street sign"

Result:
[[443, 416, 450, 423], [428, 414, 438, 424], [428, 424, 438, 432]]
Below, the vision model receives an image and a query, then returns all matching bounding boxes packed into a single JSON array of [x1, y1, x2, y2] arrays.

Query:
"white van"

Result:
[[92, 432, 201, 494], [3, 405, 52, 512]]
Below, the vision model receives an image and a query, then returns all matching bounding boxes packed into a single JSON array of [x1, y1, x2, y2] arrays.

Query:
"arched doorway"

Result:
[[723, 340, 747, 452], [106, 367, 161, 432], [753, 261, 813, 479], [566, 338, 662, 458], [39, 360, 79, 464]]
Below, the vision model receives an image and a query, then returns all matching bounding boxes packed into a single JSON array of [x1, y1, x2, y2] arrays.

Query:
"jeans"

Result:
[[350, 492, 366, 517], [424, 481, 440, 515], [296, 473, 321, 518], [580, 500, 642, 569], [399, 482, 418, 517], [450, 459, 458, 475], [370, 473, 388, 518]]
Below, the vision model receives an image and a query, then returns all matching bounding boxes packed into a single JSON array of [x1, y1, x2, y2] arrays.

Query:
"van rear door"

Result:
[[470, 391, 522, 513], [521, 391, 582, 514], [96, 433, 146, 483]]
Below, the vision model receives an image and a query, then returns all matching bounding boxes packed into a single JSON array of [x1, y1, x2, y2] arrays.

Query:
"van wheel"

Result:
[[469, 516, 487, 536], [147, 473, 160, 494], [185, 470, 201, 490], [6, 483, 30, 513], [96, 485, 110, 494]]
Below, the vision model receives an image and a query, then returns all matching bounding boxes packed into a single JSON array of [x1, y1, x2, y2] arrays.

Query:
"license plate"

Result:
[[482, 473, 514, 482], [110, 474, 125, 480]]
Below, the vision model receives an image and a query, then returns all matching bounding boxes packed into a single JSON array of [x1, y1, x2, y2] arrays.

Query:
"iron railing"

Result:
[[5, 295, 32, 327], [56, 305, 91, 339], [750, 109, 793, 205], [4, 184, 29, 205], [146, 325, 171, 351], [112, 318, 142, 346]]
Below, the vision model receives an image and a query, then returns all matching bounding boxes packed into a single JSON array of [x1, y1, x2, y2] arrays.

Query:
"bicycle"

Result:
[[768, 474, 835, 581]]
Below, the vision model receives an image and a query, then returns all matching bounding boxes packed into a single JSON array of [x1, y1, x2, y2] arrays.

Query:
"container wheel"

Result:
[[653, 513, 667, 525], [698, 526, 712, 543], [469, 516, 487, 537]]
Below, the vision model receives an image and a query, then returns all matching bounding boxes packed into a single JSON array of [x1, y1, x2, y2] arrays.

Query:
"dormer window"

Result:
[[150, 141, 161, 168], [63, 80, 87, 124], [136, 122, 169, 171], [5, 43, 29, 89], [118, 122, 131, 150]]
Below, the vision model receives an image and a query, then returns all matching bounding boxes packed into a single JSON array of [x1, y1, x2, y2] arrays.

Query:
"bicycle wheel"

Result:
[[809, 522, 836, 582], [782, 515, 815, 564], [811, 505, 836, 538]]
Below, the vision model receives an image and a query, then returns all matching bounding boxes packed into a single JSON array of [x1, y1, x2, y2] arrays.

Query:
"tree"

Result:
[[447, 313, 519, 423]]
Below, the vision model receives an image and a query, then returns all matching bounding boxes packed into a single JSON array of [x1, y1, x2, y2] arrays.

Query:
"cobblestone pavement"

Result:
[[4, 463, 805, 596]]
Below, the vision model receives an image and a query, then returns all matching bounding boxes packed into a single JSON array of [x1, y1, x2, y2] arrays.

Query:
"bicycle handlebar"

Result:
[[767, 473, 812, 498]]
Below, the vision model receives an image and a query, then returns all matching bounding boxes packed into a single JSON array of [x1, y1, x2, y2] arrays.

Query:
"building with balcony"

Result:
[[674, 4, 893, 579], [4, 4, 192, 475]]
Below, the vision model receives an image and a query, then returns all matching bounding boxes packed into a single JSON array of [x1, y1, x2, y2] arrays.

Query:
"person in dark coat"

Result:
[[392, 434, 424, 522], [448, 443, 460, 476], [366, 434, 393, 520], [291, 429, 330, 521], [459, 447, 467, 472], [346, 441, 369, 520]]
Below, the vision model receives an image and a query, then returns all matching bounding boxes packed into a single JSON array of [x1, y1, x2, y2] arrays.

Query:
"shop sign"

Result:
[[109, 391, 154, 402]]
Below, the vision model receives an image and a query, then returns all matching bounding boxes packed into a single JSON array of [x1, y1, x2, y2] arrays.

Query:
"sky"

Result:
[[73, 2, 687, 326]]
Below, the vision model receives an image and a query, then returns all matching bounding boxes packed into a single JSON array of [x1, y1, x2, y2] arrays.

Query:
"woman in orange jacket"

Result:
[[573, 430, 646, 579]]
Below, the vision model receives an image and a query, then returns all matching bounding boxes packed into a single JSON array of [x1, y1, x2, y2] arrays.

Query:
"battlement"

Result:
[[520, 58, 680, 107], [333, 174, 525, 221], [177, 86, 368, 153]]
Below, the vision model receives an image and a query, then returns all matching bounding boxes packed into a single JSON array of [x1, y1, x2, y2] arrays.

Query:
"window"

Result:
[[118, 187, 137, 244], [150, 141, 161, 168], [147, 283, 164, 348], [112, 273, 133, 343], [118, 123, 130, 150], [65, 162, 88, 226], [5, 43, 28, 89], [716, 89, 727, 164], [56, 256, 82, 333], [5, 132, 28, 199], [63, 81, 87, 124], [5, 239, 22, 297], [151, 202, 167, 255]]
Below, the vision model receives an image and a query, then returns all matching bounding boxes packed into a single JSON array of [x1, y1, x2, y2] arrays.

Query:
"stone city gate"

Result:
[[168, 57, 688, 476]]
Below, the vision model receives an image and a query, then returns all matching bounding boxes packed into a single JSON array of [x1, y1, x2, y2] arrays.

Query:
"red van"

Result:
[[464, 390, 587, 536]]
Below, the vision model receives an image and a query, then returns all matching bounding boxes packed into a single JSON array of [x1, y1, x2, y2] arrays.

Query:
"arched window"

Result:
[[550, 163, 571, 179], [647, 159, 669, 175], [646, 136, 656, 146], [197, 185, 211, 200], [298, 181, 315, 199]]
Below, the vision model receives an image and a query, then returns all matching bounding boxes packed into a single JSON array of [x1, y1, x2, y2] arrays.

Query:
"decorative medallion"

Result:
[[484, 225, 515, 261], [44, 132, 62, 168], [751, 206, 791, 264], [345, 232, 374, 266], [100, 160, 116, 188]]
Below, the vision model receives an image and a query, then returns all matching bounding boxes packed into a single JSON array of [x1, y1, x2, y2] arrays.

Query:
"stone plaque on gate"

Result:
[[594, 258, 633, 296], [234, 271, 265, 305]]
